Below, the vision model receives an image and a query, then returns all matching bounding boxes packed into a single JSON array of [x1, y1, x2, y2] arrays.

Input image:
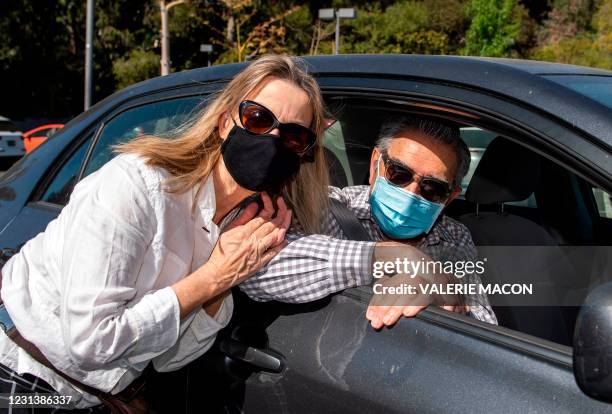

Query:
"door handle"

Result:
[[219, 337, 284, 373]]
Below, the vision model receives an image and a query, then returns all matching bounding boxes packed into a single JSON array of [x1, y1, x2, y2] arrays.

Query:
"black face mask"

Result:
[[220, 125, 301, 192]]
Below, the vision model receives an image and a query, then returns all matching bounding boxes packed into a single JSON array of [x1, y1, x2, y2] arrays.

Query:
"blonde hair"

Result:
[[115, 54, 329, 234]]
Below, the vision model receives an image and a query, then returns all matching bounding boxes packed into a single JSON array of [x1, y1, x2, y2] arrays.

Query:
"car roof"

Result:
[[88, 54, 612, 148], [459, 56, 612, 76]]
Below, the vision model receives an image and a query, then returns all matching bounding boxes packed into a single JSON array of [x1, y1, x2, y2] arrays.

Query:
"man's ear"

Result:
[[218, 111, 232, 140], [369, 148, 381, 186], [444, 186, 462, 207]]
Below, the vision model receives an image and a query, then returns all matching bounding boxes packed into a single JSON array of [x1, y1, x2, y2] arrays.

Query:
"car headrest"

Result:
[[465, 137, 540, 204]]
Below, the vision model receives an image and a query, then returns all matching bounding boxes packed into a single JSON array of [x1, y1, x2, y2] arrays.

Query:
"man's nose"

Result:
[[405, 181, 420, 195]]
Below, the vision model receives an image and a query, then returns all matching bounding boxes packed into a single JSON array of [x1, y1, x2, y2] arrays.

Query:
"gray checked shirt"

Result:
[[240, 185, 497, 325]]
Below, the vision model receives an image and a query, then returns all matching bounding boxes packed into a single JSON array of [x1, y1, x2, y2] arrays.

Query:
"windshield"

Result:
[[0, 120, 18, 131], [545, 75, 612, 110]]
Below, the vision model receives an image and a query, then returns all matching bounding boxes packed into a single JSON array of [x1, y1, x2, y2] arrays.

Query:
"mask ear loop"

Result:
[[376, 153, 383, 177]]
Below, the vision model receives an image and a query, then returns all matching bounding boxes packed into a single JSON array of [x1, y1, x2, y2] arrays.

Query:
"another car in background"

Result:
[[0, 116, 24, 170], [22, 123, 64, 153]]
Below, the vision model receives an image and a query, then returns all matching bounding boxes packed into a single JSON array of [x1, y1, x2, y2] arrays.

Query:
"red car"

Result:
[[22, 123, 64, 153]]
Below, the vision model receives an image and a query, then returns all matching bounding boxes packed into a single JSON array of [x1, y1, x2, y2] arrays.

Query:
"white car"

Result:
[[0, 116, 24, 169]]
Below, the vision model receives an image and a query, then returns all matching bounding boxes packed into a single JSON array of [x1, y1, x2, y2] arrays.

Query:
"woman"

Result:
[[0, 54, 329, 411]]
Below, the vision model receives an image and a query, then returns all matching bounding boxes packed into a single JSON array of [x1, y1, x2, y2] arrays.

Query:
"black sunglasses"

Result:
[[238, 100, 316, 154], [381, 154, 452, 202]]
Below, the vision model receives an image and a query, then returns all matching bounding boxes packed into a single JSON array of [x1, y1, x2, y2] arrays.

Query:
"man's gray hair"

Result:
[[376, 116, 470, 188]]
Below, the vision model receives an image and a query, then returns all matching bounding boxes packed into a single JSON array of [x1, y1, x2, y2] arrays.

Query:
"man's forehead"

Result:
[[384, 134, 457, 180]]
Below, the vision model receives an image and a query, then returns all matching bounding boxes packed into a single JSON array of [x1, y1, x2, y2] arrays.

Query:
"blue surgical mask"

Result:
[[369, 158, 445, 239]]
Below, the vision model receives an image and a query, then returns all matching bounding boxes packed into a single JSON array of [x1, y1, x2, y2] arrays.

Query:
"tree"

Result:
[[113, 49, 160, 89], [463, 0, 524, 57], [343, 1, 451, 55], [530, 0, 612, 69], [537, 0, 596, 45]]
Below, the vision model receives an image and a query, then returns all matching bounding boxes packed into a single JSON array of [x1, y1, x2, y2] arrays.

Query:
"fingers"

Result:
[[402, 305, 426, 317], [258, 192, 274, 220], [277, 209, 292, 244], [259, 227, 285, 254], [441, 305, 469, 314], [366, 304, 427, 329], [226, 202, 259, 230], [272, 199, 291, 245], [258, 240, 288, 267]]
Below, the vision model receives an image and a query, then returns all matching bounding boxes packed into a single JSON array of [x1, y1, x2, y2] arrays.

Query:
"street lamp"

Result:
[[84, 0, 94, 110], [160, 0, 186, 76], [318, 8, 356, 55], [200, 44, 213, 67]]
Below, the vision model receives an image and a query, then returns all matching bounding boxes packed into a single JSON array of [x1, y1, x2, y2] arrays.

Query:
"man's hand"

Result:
[[367, 242, 467, 329]]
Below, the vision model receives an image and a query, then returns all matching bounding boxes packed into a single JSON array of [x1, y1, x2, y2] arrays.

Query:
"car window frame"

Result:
[[319, 84, 609, 369], [30, 84, 225, 209], [28, 123, 103, 210], [78, 94, 210, 180]]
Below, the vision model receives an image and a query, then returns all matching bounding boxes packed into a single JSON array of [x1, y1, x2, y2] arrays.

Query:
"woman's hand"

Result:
[[208, 192, 292, 289], [172, 193, 291, 318]]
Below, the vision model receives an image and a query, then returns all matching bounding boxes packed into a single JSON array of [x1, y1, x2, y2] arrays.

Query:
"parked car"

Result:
[[1, 55, 611, 413], [22, 123, 64, 153], [0, 116, 24, 170]]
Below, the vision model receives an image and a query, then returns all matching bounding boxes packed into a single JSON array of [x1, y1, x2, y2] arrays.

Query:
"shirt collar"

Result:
[[192, 174, 216, 227]]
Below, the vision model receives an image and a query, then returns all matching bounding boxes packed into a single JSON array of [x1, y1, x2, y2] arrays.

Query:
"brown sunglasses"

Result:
[[239, 100, 316, 154]]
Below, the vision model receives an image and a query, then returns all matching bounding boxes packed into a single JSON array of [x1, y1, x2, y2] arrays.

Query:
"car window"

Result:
[[322, 121, 354, 187], [35, 128, 55, 138], [592, 187, 612, 219], [324, 97, 612, 347], [322, 103, 536, 209], [83, 96, 203, 177], [40, 134, 94, 205], [460, 127, 537, 208]]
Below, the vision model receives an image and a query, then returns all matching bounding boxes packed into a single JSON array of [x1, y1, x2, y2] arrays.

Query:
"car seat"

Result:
[[459, 137, 573, 345]]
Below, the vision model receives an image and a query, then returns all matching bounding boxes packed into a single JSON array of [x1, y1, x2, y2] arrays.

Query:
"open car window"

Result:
[[323, 96, 611, 347]]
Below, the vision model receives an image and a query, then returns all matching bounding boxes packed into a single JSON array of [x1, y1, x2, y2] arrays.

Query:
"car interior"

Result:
[[322, 96, 612, 347]]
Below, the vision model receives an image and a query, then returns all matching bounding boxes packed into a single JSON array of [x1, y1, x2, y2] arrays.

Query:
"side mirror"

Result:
[[573, 282, 612, 403]]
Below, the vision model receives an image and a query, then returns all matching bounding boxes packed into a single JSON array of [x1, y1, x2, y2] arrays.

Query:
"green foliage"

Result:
[[2, 0, 612, 119], [538, 0, 596, 45], [112, 49, 160, 89], [531, 0, 612, 69], [463, 0, 522, 56], [343, 1, 450, 54]]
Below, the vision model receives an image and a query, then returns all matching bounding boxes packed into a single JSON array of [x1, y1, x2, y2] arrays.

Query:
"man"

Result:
[[240, 116, 497, 327]]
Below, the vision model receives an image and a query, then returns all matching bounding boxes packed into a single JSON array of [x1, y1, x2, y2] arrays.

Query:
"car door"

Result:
[[189, 77, 612, 413]]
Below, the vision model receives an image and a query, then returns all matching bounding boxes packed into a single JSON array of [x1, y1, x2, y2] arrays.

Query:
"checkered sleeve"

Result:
[[239, 186, 377, 303], [459, 234, 498, 326], [239, 233, 375, 303]]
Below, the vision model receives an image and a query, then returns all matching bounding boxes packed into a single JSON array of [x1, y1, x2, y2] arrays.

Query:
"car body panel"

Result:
[[231, 292, 611, 413]]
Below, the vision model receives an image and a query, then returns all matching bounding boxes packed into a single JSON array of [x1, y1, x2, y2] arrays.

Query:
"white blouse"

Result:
[[0, 153, 233, 408]]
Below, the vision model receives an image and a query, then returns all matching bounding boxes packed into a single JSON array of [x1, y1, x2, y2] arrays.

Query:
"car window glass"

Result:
[[460, 127, 537, 208], [83, 96, 203, 177], [40, 134, 93, 205], [322, 121, 354, 187], [592, 187, 612, 219]]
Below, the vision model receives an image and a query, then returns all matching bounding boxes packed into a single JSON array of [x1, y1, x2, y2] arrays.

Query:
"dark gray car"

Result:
[[1, 55, 612, 413]]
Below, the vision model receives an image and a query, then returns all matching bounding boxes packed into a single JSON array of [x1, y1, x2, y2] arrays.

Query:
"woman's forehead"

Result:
[[247, 78, 313, 126]]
